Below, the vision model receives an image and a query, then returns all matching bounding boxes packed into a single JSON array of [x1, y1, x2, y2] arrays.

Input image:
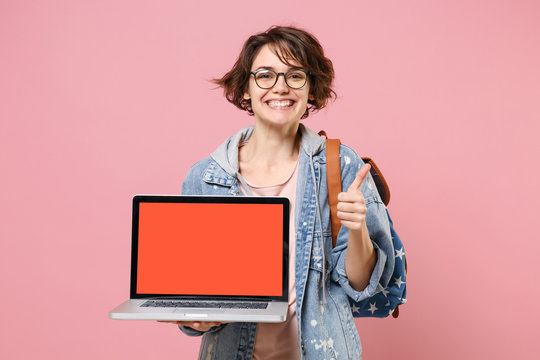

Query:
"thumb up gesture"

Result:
[[336, 164, 371, 232]]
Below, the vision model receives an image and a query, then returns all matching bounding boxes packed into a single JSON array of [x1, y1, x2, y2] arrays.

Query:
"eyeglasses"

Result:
[[250, 69, 310, 89]]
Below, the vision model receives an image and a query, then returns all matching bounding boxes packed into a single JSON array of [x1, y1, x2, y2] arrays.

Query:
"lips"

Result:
[[266, 100, 295, 109]]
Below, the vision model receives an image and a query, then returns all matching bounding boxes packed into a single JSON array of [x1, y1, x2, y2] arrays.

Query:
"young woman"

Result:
[[167, 26, 399, 359]]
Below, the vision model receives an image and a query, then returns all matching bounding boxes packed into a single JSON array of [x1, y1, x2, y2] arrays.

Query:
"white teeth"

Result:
[[268, 100, 293, 107]]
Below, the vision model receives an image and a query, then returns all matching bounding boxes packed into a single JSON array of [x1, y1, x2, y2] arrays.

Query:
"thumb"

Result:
[[347, 163, 371, 193]]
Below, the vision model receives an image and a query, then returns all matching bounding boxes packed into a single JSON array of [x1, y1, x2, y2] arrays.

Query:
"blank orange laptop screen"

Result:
[[136, 202, 284, 296]]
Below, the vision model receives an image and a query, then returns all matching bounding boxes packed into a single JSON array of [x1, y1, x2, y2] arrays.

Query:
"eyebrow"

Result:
[[253, 66, 304, 71]]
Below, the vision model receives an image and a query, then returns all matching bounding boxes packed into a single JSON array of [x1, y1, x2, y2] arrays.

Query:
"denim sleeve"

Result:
[[330, 146, 395, 302]]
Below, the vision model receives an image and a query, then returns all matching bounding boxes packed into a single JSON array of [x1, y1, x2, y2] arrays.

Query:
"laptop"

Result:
[[109, 195, 289, 322]]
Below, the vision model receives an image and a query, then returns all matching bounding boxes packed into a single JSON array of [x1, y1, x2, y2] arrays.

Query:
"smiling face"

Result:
[[243, 44, 313, 128]]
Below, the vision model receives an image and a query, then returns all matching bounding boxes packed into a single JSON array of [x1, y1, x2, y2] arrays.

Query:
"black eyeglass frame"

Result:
[[249, 69, 311, 89]]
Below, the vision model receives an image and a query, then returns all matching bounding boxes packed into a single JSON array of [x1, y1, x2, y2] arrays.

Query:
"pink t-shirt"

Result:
[[240, 161, 300, 360]]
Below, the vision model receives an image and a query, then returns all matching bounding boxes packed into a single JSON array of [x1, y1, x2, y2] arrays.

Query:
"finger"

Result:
[[190, 322, 203, 330], [198, 323, 220, 331], [337, 192, 365, 204], [189, 321, 225, 331], [347, 164, 371, 193], [337, 202, 366, 214], [337, 210, 365, 223]]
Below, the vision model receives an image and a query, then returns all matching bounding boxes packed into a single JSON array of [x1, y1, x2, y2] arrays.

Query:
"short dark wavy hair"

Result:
[[213, 26, 336, 119]]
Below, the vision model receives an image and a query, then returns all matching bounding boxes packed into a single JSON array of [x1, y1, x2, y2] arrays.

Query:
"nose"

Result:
[[272, 73, 289, 93]]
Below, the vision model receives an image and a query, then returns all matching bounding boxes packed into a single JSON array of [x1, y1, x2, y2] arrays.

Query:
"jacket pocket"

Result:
[[309, 232, 333, 276]]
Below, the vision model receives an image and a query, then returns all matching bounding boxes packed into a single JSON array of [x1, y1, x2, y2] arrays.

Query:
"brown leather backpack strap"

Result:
[[320, 132, 342, 248]]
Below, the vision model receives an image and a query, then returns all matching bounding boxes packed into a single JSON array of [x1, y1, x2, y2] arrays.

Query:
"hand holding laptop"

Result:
[[158, 321, 227, 331]]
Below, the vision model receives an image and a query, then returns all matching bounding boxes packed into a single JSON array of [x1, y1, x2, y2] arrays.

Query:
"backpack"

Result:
[[320, 131, 407, 318]]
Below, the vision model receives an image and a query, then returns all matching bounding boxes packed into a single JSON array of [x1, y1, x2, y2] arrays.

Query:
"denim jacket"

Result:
[[179, 125, 395, 359]]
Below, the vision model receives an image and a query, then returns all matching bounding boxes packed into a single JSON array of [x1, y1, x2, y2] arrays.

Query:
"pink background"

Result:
[[1, 0, 539, 359]]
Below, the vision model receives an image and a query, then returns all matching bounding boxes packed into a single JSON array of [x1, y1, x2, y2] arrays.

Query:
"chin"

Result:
[[258, 109, 304, 125], [260, 114, 302, 127]]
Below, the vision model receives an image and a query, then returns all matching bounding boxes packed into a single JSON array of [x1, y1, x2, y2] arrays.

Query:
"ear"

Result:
[[308, 93, 315, 101], [243, 92, 251, 100]]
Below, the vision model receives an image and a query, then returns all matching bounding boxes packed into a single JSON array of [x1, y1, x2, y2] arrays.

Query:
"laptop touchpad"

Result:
[[174, 309, 226, 314]]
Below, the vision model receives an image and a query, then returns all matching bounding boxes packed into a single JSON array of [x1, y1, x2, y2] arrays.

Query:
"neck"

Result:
[[240, 122, 301, 166]]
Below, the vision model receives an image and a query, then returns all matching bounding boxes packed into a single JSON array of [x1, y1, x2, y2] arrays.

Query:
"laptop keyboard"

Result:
[[141, 300, 269, 309]]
